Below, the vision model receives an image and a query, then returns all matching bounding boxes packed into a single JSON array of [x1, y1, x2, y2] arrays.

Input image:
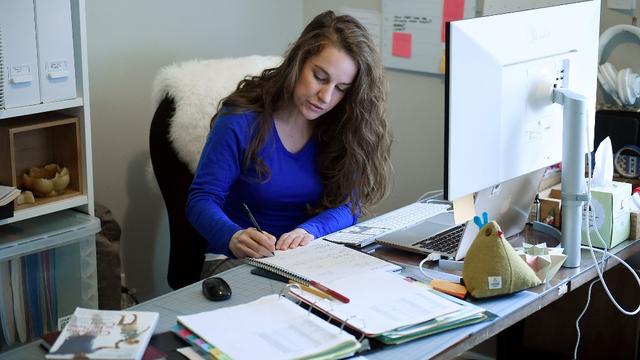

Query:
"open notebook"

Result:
[[176, 294, 361, 360], [245, 239, 402, 284]]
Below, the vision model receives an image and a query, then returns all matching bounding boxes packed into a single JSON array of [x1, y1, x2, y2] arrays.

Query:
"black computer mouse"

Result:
[[202, 276, 232, 301]]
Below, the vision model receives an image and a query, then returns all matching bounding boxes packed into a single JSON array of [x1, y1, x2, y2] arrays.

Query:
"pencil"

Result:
[[242, 202, 274, 256], [242, 202, 263, 232], [309, 280, 350, 304], [288, 281, 332, 300]]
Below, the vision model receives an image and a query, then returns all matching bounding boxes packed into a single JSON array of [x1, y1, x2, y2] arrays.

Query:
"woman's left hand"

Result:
[[276, 228, 314, 250]]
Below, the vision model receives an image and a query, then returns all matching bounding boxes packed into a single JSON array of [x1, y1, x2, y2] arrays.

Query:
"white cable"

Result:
[[581, 108, 640, 316], [573, 279, 600, 360], [573, 108, 640, 357], [418, 189, 444, 202]]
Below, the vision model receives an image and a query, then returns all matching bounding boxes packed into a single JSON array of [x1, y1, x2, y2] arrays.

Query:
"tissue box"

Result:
[[581, 181, 632, 249]]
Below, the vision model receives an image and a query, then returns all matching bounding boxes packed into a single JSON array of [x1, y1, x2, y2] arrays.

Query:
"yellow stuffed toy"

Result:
[[463, 212, 541, 298]]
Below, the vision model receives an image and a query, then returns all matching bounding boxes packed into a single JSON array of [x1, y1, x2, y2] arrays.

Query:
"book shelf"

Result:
[[0, 0, 99, 351]]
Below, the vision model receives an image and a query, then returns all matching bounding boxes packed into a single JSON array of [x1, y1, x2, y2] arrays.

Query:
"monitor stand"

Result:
[[554, 88, 590, 268]]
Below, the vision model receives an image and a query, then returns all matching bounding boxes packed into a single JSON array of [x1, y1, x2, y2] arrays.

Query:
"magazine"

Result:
[[46, 307, 159, 360]]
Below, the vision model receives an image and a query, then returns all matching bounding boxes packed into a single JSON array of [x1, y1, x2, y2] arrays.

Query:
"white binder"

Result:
[[33, 0, 77, 103], [0, 0, 41, 109]]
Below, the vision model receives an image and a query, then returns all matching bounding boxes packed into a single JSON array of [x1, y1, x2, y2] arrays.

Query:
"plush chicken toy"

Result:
[[463, 212, 541, 298]]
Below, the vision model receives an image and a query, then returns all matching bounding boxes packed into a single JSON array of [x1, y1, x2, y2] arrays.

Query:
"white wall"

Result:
[[86, 0, 303, 300]]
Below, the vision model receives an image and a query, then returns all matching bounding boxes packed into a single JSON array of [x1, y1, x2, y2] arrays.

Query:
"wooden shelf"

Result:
[[0, 194, 88, 226], [0, 98, 83, 120]]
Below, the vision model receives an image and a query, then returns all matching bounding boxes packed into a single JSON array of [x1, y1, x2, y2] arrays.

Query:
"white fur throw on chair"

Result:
[[151, 55, 282, 173]]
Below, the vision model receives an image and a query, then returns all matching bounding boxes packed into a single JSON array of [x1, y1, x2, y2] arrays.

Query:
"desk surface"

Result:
[[3, 234, 640, 360]]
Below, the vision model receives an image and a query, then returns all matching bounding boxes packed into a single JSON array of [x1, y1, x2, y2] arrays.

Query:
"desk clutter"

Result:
[[164, 240, 488, 359], [174, 272, 487, 359]]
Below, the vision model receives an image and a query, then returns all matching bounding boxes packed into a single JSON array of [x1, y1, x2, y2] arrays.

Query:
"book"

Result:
[[10, 258, 27, 343], [46, 307, 159, 360], [0, 260, 16, 345], [246, 239, 402, 284], [176, 294, 361, 360], [41, 330, 167, 360], [288, 270, 487, 344], [0, 185, 20, 206]]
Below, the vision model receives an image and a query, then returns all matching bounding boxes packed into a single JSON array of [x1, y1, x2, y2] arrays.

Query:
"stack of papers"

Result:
[[0, 186, 20, 207], [176, 294, 361, 360], [289, 270, 487, 344]]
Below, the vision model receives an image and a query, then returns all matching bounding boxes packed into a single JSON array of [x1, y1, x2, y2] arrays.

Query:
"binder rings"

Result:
[[0, 0, 41, 109], [288, 270, 488, 344], [33, 0, 77, 103]]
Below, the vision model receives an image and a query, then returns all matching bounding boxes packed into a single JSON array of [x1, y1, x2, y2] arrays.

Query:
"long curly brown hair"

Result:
[[214, 10, 392, 215]]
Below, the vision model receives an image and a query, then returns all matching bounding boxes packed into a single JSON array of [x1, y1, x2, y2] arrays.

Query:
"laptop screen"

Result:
[[455, 168, 545, 260]]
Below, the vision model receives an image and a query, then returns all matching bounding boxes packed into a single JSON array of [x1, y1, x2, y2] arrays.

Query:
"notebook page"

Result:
[[249, 239, 401, 283], [292, 271, 463, 335], [177, 294, 360, 360]]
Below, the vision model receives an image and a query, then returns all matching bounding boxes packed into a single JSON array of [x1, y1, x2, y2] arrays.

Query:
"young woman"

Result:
[[187, 10, 391, 260]]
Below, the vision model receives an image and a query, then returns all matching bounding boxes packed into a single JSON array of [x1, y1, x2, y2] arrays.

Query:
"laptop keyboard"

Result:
[[413, 223, 466, 255], [323, 201, 451, 247]]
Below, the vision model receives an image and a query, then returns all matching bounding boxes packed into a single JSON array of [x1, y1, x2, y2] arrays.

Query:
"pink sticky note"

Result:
[[392, 32, 412, 58], [441, 0, 465, 43]]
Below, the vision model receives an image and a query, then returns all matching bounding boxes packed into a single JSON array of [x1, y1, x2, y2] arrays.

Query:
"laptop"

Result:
[[376, 169, 544, 261]]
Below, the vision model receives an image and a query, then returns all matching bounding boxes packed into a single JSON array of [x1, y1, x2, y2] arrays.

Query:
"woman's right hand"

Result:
[[229, 228, 277, 258]]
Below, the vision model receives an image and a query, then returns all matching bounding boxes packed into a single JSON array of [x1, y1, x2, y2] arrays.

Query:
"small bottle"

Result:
[[530, 194, 540, 223]]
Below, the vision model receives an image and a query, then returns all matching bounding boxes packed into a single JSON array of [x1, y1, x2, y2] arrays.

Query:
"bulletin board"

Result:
[[381, 0, 476, 74]]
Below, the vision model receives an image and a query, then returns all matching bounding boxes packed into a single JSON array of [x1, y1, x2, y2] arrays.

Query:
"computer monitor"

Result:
[[444, 0, 600, 266]]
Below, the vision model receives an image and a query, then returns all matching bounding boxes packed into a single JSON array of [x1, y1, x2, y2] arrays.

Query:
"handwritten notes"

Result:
[[382, 0, 475, 74]]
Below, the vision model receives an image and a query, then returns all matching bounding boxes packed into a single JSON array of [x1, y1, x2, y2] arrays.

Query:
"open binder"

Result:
[[175, 294, 362, 360], [287, 270, 488, 345]]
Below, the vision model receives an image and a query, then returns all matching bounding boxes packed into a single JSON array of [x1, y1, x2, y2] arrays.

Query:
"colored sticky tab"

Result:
[[431, 278, 468, 299], [392, 32, 412, 58], [441, 0, 465, 43]]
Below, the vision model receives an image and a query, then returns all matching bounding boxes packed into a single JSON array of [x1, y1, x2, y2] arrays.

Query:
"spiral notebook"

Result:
[[245, 239, 402, 285]]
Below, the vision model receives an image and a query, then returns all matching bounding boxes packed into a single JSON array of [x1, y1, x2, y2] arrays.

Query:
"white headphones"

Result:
[[598, 24, 640, 106]]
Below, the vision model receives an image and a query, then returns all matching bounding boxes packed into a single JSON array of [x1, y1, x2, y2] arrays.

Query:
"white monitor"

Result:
[[444, 0, 600, 201]]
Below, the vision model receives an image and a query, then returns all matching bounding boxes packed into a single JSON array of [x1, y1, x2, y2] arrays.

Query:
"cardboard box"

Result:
[[539, 187, 562, 229], [581, 181, 632, 249]]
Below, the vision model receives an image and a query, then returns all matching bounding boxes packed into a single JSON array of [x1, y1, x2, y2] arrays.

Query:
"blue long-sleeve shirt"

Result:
[[186, 111, 358, 257]]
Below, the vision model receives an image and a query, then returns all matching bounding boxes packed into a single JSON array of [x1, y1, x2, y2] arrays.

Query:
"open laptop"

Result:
[[376, 169, 544, 261]]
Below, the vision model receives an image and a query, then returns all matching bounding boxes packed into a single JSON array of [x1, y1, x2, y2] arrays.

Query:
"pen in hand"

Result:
[[242, 202, 274, 256]]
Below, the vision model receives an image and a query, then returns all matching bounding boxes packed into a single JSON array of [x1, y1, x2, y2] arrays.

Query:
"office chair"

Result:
[[149, 56, 282, 289]]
